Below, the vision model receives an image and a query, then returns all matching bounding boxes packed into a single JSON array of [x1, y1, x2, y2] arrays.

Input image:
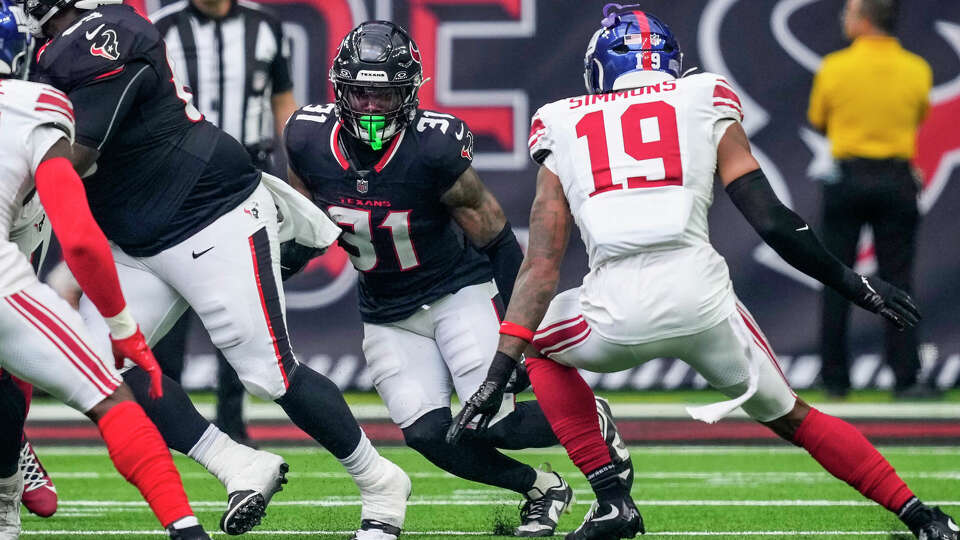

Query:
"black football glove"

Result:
[[849, 274, 921, 330], [279, 240, 322, 281], [504, 357, 531, 394], [446, 351, 516, 444]]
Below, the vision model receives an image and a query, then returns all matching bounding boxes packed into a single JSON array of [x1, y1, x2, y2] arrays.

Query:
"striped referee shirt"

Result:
[[151, 0, 293, 148]]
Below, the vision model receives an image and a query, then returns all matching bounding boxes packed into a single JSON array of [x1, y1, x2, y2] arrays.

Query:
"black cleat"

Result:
[[220, 462, 289, 536], [167, 524, 211, 540], [516, 471, 575, 537], [352, 519, 403, 539], [565, 497, 644, 540], [915, 507, 960, 540], [596, 397, 633, 491]]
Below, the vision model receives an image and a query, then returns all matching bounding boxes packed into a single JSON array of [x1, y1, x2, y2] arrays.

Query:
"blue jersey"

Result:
[[284, 105, 492, 323], [32, 5, 259, 256]]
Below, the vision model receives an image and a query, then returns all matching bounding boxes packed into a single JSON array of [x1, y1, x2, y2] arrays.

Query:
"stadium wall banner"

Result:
[[125, 0, 960, 391]]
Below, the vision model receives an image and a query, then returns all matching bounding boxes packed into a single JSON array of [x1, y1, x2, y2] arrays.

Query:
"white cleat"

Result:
[[352, 458, 411, 540], [0, 472, 23, 540], [219, 451, 288, 535]]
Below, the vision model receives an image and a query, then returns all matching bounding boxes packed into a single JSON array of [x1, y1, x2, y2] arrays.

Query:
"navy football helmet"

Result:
[[584, 3, 682, 94], [0, 0, 31, 78], [330, 21, 423, 151]]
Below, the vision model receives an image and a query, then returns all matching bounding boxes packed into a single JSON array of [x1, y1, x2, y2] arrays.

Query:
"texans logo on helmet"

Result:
[[89, 29, 120, 61]]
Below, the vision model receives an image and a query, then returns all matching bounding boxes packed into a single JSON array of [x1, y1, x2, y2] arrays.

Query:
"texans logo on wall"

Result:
[[124, 0, 960, 390]]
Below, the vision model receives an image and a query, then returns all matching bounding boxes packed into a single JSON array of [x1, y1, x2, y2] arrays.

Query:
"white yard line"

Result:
[[32, 445, 960, 456], [25, 401, 960, 421], [18, 530, 917, 537], [53, 499, 960, 508]]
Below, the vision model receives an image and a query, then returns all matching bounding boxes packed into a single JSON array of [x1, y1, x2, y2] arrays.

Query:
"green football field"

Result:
[[18, 444, 960, 539]]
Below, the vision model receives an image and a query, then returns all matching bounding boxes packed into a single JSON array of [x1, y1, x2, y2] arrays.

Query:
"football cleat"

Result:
[[167, 524, 211, 540], [354, 457, 411, 539], [352, 519, 402, 540], [19, 438, 57, 517], [0, 471, 23, 539], [596, 397, 633, 491], [219, 453, 289, 535], [565, 497, 644, 540], [516, 470, 575, 537], [915, 507, 960, 540]]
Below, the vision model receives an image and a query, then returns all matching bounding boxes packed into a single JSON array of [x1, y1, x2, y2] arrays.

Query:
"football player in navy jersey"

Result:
[[20, 1, 411, 537], [284, 21, 633, 537]]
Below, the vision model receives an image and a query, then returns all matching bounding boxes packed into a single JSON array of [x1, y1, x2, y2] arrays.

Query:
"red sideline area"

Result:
[[25, 419, 960, 445]]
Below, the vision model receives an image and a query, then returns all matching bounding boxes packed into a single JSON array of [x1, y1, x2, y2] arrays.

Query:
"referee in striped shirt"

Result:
[[152, 0, 298, 174], [150, 0, 298, 445]]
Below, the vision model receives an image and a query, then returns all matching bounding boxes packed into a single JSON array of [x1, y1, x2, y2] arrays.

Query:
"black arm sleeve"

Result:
[[725, 169, 863, 299], [479, 221, 524, 308], [269, 22, 294, 94], [69, 60, 157, 149]]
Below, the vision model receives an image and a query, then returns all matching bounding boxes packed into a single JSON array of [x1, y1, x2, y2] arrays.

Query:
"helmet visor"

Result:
[[342, 84, 405, 116]]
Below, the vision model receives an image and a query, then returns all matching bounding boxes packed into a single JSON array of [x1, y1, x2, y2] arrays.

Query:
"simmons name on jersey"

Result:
[[285, 105, 491, 324]]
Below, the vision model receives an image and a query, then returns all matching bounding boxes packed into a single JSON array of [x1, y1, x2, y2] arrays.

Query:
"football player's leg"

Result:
[[434, 282, 557, 449], [79, 257, 211, 456], [701, 303, 948, 537], [0, 283, 205, 536], [0, 373, 26, 538]]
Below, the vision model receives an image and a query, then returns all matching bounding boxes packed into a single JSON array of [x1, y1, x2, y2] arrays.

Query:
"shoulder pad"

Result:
[[284, 103, 336, 155], [412, 109, 474, 164], [34, 6, 161, 92], [0, 80, 75, 142]]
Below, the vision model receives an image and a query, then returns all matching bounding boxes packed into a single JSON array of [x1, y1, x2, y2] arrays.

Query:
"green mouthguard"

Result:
[[359, 115, 386, 150]]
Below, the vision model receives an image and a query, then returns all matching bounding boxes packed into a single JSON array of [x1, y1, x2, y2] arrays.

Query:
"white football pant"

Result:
[[80, 182, 297, 400], [362, 280, 515, 428], [536, 288, 797, 423], [1, 281, 121, 412]]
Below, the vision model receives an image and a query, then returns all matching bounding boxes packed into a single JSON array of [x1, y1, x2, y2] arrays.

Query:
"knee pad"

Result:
[[401, 408, 452, 454], [238, 372, 287, 401]]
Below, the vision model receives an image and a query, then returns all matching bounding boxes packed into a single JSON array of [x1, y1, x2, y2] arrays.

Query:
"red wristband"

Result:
[[499, 321, 535, 342]]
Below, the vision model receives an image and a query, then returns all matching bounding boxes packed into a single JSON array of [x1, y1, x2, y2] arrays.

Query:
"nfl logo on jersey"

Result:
[[356, 177, 369, 194]]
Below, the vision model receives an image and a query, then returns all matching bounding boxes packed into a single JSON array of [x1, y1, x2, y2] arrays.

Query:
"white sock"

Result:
[[170, 516, 200, 529], [338, 432, 379, 481], [189, 425, 255, 490], [527, 470, 561, 499]]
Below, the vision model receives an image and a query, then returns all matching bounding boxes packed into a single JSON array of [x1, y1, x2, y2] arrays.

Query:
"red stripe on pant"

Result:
[[21, 290, 117, 378], [248, 227, 294, 388], [736, 306, 794, 394], [6, 295, 117, 396]]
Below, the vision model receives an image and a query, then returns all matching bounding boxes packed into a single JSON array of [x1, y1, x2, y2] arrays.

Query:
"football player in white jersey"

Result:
[[0, 4, 210, 538], [451, 6, 957, 540]]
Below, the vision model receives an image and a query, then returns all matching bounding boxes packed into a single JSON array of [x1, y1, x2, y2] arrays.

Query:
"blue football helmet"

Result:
[[584, 3, 682, 94], [0, 0, 31, 78]]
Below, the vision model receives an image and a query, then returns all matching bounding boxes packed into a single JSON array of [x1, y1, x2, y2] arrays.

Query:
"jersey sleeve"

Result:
[[269, 21, 294, 94], [706, 76, 744, 148], [528, 107, 555, 166], [68, 60, 156, 149], [283, 104, 333, 179], [419, 112, 473, 194], [23, 86, 76, 173], [34, 10, 159, 92]]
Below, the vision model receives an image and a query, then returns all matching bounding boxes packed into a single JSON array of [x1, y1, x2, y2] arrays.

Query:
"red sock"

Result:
[[97, 401, 194, 527], [526, 357, 610, 475], [794, 407, 913, 512]]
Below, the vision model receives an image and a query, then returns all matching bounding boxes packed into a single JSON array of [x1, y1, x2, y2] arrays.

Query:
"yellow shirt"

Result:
[[808, 36, 932, 160]]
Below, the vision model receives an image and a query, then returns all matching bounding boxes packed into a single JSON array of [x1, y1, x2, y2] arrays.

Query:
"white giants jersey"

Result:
[[529, 73, 744, 343], [0, 79, 75, 296]]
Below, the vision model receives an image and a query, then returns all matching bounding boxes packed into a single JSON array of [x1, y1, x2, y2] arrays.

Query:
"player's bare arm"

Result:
[[446, 164, 571, 443], [441, 166, 507, 246], [496, 165, 572, 361], [442, 165, 525, 306], [717, 122, 920, 329]]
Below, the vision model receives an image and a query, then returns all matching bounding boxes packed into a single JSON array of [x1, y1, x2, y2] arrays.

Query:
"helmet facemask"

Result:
[[334, 80, 418, 151]]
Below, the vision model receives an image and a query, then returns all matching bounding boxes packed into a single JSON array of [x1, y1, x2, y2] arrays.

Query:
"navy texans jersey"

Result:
[[284, 104, 492, 324], [32, 5, 259, 256]]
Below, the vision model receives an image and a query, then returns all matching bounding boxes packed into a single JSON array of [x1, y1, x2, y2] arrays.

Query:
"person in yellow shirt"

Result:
[[808, 0, 934, 399]]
